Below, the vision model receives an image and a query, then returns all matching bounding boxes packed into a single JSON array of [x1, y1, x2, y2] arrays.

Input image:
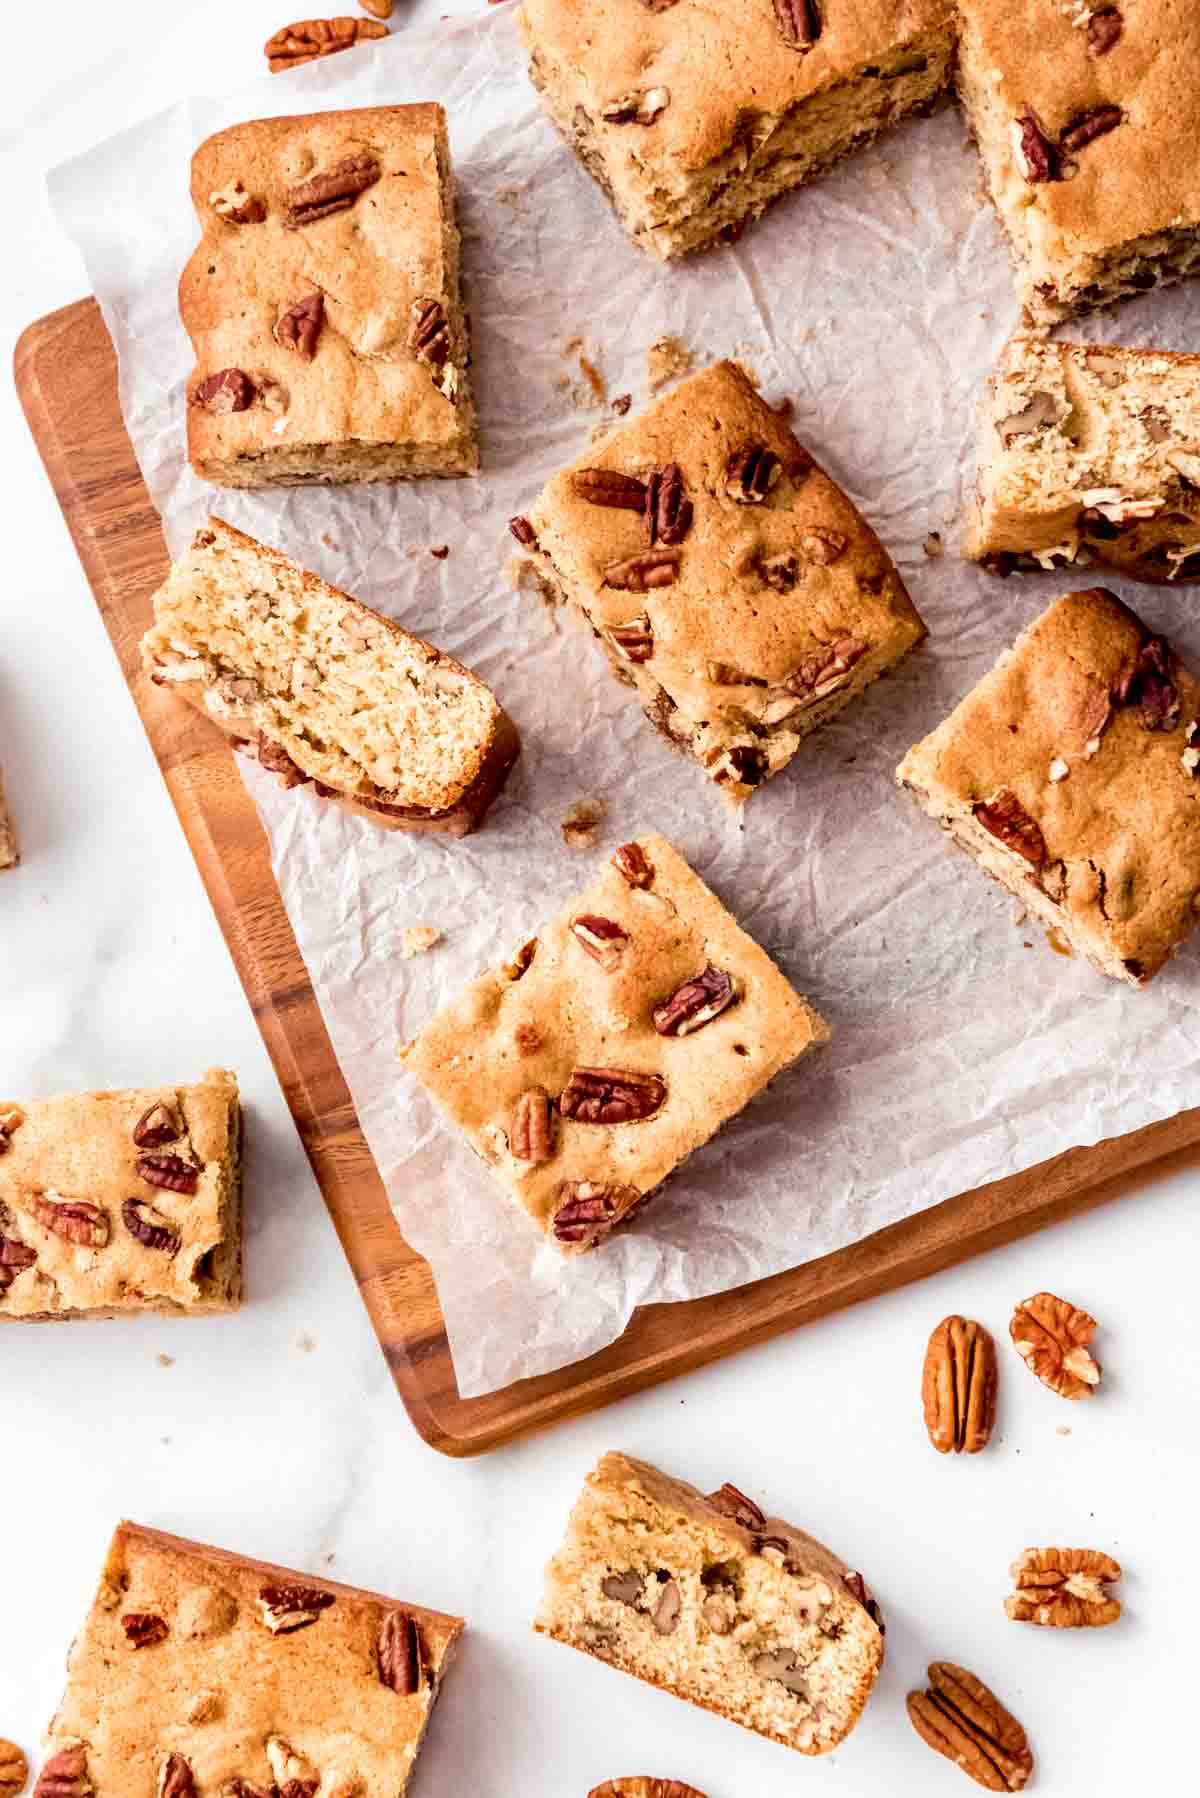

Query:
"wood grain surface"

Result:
[[16, 296, 1200, 1456]]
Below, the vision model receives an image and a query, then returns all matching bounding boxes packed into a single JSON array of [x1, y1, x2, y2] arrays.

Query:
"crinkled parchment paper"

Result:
[[50, 14, 1200, 1395]]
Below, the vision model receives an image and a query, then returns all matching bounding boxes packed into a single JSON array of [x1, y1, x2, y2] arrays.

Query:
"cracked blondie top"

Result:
[[399, 834, 827, 1252], [0, 1069, 241, 1321], [41, 1521, 463, 1798], [513, 361, 925, 805], [957, 0, 1200, 323], [181, 104, 476, 485], [897, 588, 1200, 986]]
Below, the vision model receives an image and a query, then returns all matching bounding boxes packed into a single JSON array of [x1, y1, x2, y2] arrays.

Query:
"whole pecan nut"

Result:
[[265, 18, 388, 73], [194, 369, 256, 414], [559, 1068, 667, 1125], [0, 1740, 28, 1798], [1010, 1290, 1100, 1398], [646, 464, 693, 546], [922, 1315, 997, 1455], [589, 1783, 708, 1798], [378, 1608, 424, 1693], [158, 1755, 196, 1798], [1005, 1546, 1121, 1628], [724, 444, 781, 503], [653, 965, 737, 1036], [122, 1198, 181, 1255], [32, 1745, 91, 1798], [603, 552, 680, 592], [973, 790, 1046, 870], [571, 469, 647, 511], [612, 841, 654, 888], [122, 1612, 169, 1648], [26, 1194, 109, 1248], [907, 1662, 1033, 1790], [570, 915, 630, 970], [256, 1583, 336, 1633], [705, 1482, 765, 1529], [511, 1088, 555, 1162], [274, 292, 325, 359], [772, 0, 820, 49], [137, 1154, 200, 1195], [286, 153, 381, 227], [553, 1181, 639, 1247], [132, 1102, 181, 1148]]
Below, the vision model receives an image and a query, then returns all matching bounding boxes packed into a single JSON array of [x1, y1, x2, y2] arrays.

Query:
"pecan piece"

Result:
[[559, 1068, 666, 1125], [570, 914, 629, 970], [601, 1572, 644, 1605], [973, 790, 1045, 870], [653, 965, 737, 1036], [1059, 105, 1123, 154], [752, 1648, 809, 1695], [286, 152, 381, 227], [724, 444, 781, 503], [612, 841, 654, 888], [511, 1088, 555, 1162], [274, 292, 324, 359], [265, 17, 387, 72], [32, 1746, 91, 1798], [132, 1102, 180, 1148], [122, 1197, 181, 1255], [257, 734, 308, 788], [1006, 1546, 1121, 1628], [266, 1737, 319, 1797], [0, 1740, 28, 1798], [193, 369, 256, 414], [646, 464, 693, 546], [706, 1482, 765, 1529], [772, 0, 820, 50], [379, 1608, 424, 1693], [607, 615, 655, 662], [256, 1583, 336, 1633], [553, 1181, 639, 1247], [26, 1194, 109, 1248], [137, 1154, 200, 1195], [651, 1577, 681, 1635], [1012, 110, 1057, 182], [509, 515, 539, 548], [784, 637, 868, 703], [0, 1104, 25, 1152], [842, 1569, 885, 1632], [122, 1612, 169, 1648], [209, 182, 266, 225], [158, 1757, 196, 1798], [801, 529, 846, 565], [0, 1233, 37, 1290], [601, 87, 670, 125], [922, 1316, 997, 1454], [589, 1783, 708, 1798], [907, 1662, 1033, 1790], [409, 297, 450, 371], [1010, 1291, 1100, 1398], [571, 469, 648, 511], [760, 553, 799, 592], [502, 938, 538, 982], [603, 552, 680, 592], [1113, 631, 1179, 730], [995, 390, 1059, 446], [1087, 6, 1122, 54]]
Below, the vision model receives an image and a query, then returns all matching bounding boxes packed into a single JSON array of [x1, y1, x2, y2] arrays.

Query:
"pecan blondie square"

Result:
[[512, 361, 926, 805], [516, 0, 956, 258], [181, 104, 476, 484], [535, 1453, 885, 1754], [0, 1069, 241, 1321], [36, 1521, 463, 1797], [399, 835, 827, 1252], [897, 588, 1200, 986], [968, 336, 1200, 585]]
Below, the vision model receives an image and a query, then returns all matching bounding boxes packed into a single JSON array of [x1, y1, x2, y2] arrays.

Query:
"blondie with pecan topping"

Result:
[[897, 588, 1200, 985], [512, 362, 926, 805], [535, 1453, 884, 1754], [36, 1521, 462, 1796], [0, 1069, 240, 1321], [399, 834, 827, 1251], [181, 104, 476, 484]]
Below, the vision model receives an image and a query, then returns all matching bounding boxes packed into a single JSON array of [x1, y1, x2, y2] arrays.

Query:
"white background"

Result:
[[1, 3, 1196, 1793]]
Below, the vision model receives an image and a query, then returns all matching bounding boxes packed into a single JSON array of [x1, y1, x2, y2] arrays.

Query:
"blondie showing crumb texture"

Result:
[[0, 1069, 241, 1321], [535, 1453, 885, 1755], [181, 104, 476, 485], [0, 766, 16, 869], [897, 588, 1200, 986], [957, 0, 1200, 325], [517, 0, 955, 258], [143, 518, 519, 837], [399, 835, 827, 1252], [513, 362, 925, 805], [968, 336, 1200, 584], [40, 1520, 463, 1797]]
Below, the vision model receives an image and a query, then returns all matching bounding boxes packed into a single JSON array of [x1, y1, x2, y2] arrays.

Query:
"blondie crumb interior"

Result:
[[968, 336, 1200, 585], [399, 834, 827, 1252], [513, 361, 925, 806], [39, 1521, 463, 1797], [535, 1453, 885, 1754], [181, 104, 476, 485], [897, 588, 1200, 986]]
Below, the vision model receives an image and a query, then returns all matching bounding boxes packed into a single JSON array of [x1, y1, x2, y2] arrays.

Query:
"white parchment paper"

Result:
[[50, 13, 1200, 1396]]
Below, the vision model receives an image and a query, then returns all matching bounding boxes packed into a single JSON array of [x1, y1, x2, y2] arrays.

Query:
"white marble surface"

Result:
[[1, 5, 1197, 1791]]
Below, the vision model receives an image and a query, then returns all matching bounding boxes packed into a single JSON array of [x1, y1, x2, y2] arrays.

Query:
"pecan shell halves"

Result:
[[379, 1608, 425, 1693], [907, 1662, 1033, 1791], [922, 1315, 997, 1455], [559, 1068, 667, 1125], [653, 966, 737, 1037], [1005, 1546, 1121, 1628], [286, 153, 381, 227], [1010, 1291, 1100, 1399], [26, 1195, 109, 1248]]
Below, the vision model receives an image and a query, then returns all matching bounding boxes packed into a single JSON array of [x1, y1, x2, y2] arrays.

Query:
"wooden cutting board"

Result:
[[16, 297, 1200, 1454]]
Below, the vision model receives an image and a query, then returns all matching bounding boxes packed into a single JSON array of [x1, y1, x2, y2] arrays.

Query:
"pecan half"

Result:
[[158, 1757, 196, 1798], [772, 0, 820, 50], [286, 153, 381, 227], [601, 88, 670, 125], [607, 616, 655, 662], [1087, 6, 1122, 54], [922, 1316, 997, 1455], [137, 1154, 200, 1195], [571, 469, 647, 511], [907, 1662, 1033, 1791], [706, 1482, 765, 1529], [379, 1608, 424, 1693], [570, 915, 629, 970], [409, 298, 450, 371], [0, 1739, 28, 1798], [209, 182, 266, 225], [1012, 111, 1057, 182], [509, 515, 539, 548], [973, 790, 1046, 870], [724, 444, 781, 503], [1010, 1291, 1100, 1399], [265, 17, 387, 72], [653, 965, 737, 1036], [194, 369, 256, 414], [603, 551, 680, 592], [646, 464, 693, 546], [1113, 631, 1179, 730], [122, 1197, 181, 1255], [784, 637, 868, 702], [274, 292, 324, 359], [559, 1068, 666, 1125], [1006, 1546, 1121, 1628], [612, 841, 654, 888], [1059, 105, 1123, 153], [589, 1783, 708, 1798], [32, 1746, 91, 1798], [122, 1612, 169, 1648], [132, 1102, 180, 1148], [553, 1181, 639, 1247], [511, 1088, 555, 1162], [256, 1583, 336, 1633], [26, 1194, 109, 1248]]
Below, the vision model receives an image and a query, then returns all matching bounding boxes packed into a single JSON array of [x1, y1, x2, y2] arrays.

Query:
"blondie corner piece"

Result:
[[0, 1069, 241, 1321], [956, 0, 1200, 326], [40, 1521, 463, 1797], [967, 336, 1200, 585], [516, 0, 955, 259], [181, 104, 477, 486], [897, 588, 1200, 986], [513, 361, 926, 805], [143, 518, 518, 837], [534, 1453, 885, 1755], [0, 766, 17, 869], [399, 834, 828, 1252]]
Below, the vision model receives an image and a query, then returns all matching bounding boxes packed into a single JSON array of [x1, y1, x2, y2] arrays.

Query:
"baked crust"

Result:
[[0, 766, 17, 869], [181, 104, 477, 484]]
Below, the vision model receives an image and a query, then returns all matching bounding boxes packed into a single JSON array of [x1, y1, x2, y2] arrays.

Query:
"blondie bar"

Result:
[[143, 519, 519, 837], [399, 834, 827, 1252], [0, 766, 16, 869], [967, 336, 1200, 584], [535, 1453, 885, 1755], [37, 1520, 463, 1797], [516, 0, 955, 258], [512, 361, 925, 805], [897, 588, 1200, 985], [181, 104, 476, 484], [0, 1068, 241, 1321]]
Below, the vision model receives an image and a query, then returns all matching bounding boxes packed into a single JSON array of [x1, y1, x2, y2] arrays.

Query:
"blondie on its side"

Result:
[[513, 361, 925, 806], [181, 104, 476, 485], [897, 588, 1200, 986], [38, 1521, 463, 1797], [517, 0, 955, 259], [0, 1069, 241, 1321], [143, 518, 519, 837], [0, 766, 16, 869], [957, 0, 1200, 325], [968, 337, 1200, 584], [399, 835, 827, 1253], [535, 1453, 885, 1755]]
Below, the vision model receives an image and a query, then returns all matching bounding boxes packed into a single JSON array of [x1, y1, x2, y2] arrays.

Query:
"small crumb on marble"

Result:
[[1056, 1425, 1073, 1437], [400, 925, 443, 958], [924, 531, 944, 557], [297, 1332, 316, 1354], [321, 533, 339, 552], [646, 334, 694, 392], [157, 1353, 174, 1368], [430, 544, 450, 559], [562, 798, 606, 849]]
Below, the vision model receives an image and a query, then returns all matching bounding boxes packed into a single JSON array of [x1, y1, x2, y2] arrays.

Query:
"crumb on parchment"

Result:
[[400, 925, 443, 958], [647, 335, 694, 392]]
